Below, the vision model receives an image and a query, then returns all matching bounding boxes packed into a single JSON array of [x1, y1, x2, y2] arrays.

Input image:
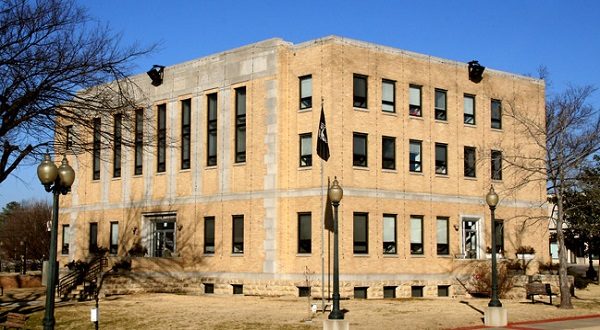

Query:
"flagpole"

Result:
[[321, 157, 325, 313]]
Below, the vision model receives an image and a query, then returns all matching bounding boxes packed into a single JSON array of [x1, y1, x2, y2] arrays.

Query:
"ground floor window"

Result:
[[62, 224, 70, 255], [462, 218, 480, 259], [144, 214, 177, 258], [110, 222, 119, 255]]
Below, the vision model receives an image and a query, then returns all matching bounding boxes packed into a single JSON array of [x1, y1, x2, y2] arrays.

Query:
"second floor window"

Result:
[[464, 146, 476, 178], [353, 133, 368, 167], [435, 89, 447, 120], [382, 79, 395, 112], [298, 213, 311, 254], [353, 213, 368, 254], [491, 99, 502, 129], [464, 94, 476, 125], [181, 99, 191, 170], [92, 118, 101, 180], [235, 87, 247, 163], [409, 85, 422, 117], [157, 104, 167, 173], [435, 143, 448, 175], [299, 75, 312, 109], [383, 214, 396, 254], [232, 215, 244, 254], [353, 74, 367, 108], [410, 216, 424, 255], [113, 114, 122, 178], [409, 140, 422, 172], [204, 216, 215, 254], [207, 93, 218, 166], [491, 150, 503, 180], [134, 109, 144, 175], [299, 133, 312, 167], [382, 136, 396, 170], [437, 217, 449, 255]]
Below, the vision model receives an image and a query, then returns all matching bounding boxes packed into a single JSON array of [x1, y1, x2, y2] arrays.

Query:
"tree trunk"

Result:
[[556, 193, 573, 308]]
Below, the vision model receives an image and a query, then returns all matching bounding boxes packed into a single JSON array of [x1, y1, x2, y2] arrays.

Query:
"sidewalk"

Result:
[[454, 314, 600, 329]]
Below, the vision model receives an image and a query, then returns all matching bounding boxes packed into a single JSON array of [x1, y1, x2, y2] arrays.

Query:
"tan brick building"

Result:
[[58, 36, 548, 298]]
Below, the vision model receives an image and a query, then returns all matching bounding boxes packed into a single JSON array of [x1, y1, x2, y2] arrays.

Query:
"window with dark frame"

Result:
[[491, 99, 502, 129], [232, 215, 244, 254], [299, 133, 312, 167], [353, 74, 368, 108], [109, 222, 119, 255], [298, 213, 311, 254], [435, 143, 448, 175], [436, 217, 449, 255], [66, 125, 73, 150], [354, 287, 368, 299], [92, 118, 101, 180], [438, 285, 450, 297], [298, 286, 311, 297], [464, 146, 476, 178], [113, 114, 122, 178], [464, 94, 476, 125], [89, 222, 98, 254], [491, 150, 503, 180], [235, 87, 246, 163], [134, 109, 143, 175], [494, 219, 504, 253], [149, 217, 176, 257], [410, 216, 424, 255], [299, 75, 312, 109], [382, 136, 396, 170], [157, 104, 166, 173], [181, 99, 191, 170], [232, 284, 243, 294], [353, 213, 368, 254], [62, 224, 70, 254], [204, 216, 215, 254], [409, 140, 422, 172], [435, 89, 447, 121], [204, 283, 214, 294], [207, 93, 218, 166], [409, 85, 422, 116], [353, 133, 368, 167], [382, 79, 395, 113], [383, 214, 396, 254], [383, 286, 397, 298], [411, 286, 424, 297]]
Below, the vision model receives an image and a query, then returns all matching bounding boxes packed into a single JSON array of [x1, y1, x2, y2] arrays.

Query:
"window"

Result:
[[410, 216, 424, 255], [464, 94, 476, 125], [299, 75, 312, 109], [148, 216, 176, 257], [383, 214, 396, 254], [113, 114, 122, 178], [409, 140, 422, 172], [66, 125, 73, 150], [411, 286, 424, 297], [464, 146, 476, 178], [299, 133, 312, 167], [207, 93, 218, 166], [491, 150, 503, 180], [353, 133, 368, 167], [491, 99, 502, 129], [134, 109, 143, 175], [235, 87, 246, 163], [463, 219, 479, 259], [354, 287, 368, 299], [92, 118, 101, 180], [157, 103, 166, 173], [232, 284, 243, 295], [409, 85, 422, 116], [298, 286, 311, 297], [232, 215, 244, 254], [494, 219, 504, 253], [181, 99, 191, 170], [204, 217, 215, 254], [110, 222, 119, 255], [438, 285, 450, 297], [298, 213, 311, 254], [62, 224, 70, 255], [382, 79, 395, 112], [436, 217, 449, 255], [353, 74, 367, 108], [435, 143, 448, 175], [382, 136, 396, 170], [383, 286, 397, 298], [89, 222, 98, 254], [435, 89, 447, 120], [353, 213, 368, 254], [204, 283, 214, 294]]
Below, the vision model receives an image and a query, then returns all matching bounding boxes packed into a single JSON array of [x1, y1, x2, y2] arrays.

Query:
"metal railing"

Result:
[[57, 256, 107, 299]]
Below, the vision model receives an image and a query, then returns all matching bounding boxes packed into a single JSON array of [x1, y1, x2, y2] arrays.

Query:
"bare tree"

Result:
[[0, 0, 154, 184]]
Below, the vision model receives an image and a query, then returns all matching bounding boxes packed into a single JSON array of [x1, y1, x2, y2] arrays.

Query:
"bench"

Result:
[[0, 312, 28, 329], [526, 282, 557, 304]]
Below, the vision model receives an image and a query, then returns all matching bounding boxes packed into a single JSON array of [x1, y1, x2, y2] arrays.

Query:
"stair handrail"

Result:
[[57, 255, 107, 298]]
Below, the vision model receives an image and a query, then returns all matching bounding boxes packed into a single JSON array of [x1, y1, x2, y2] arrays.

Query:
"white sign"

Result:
[[91, 308, 98, 322]]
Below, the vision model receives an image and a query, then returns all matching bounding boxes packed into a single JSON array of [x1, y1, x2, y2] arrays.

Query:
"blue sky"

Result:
[[1, 0, 599, 207]]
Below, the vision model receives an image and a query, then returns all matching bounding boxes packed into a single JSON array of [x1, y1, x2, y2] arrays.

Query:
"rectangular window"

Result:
[[411, 286, 424, 297], [382, 79, 395, 113], [382, 136, 396, 170], [232, 284, 243, 295], [464, 146, 476, 178], [435, 89, 447, 121], [383, 286, 397, 298], [299, 75, 312, 109], [353, 133, 368, 167], [435, 143, 448, 175], [149, 217, 176, 257], [181, 99, 191, 170], [409, 85, 422, 116], [491, 99, 502, 129], [66, 125, 73, 150], [232, 215, 244, 254], [354, 287, 368, 299], [438, 285, 450, 297], [204, 216, 215, 254], [92, 118, 101, 180], [204, 283, 214, 294], [383, 214, 396, 254], [409, 140, 422, 172], [464, 94, 476, 125], [207, 93, 218, 166], [494, 219, 504, 253], [110, 222, 119, 255], [491, 150, 503, 180], [353, 213, 368, 254], [298, 286, 311, 297], [113, 114, 122, 178], [299, 133, 312, 167], [157, 104, 166, 173], [410, 216, 424, 255], [353, 74, 368, 108], [298, 213, 311, 254], [62, 224, 70, 255], [89, 222, 98, 254], [436, 217, 449, 255], [463, 219, 479, 259], [134, 109, 143, 175], [235, 87, 246, 163]]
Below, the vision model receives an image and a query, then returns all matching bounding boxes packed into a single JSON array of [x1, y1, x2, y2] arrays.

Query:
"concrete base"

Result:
[[484, 306, 508, 327], [323, 319, 350, 330]]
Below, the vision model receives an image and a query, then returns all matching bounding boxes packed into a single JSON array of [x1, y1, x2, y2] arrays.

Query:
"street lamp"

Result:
[[328, 177, 344, 320], [485, 185, 501, 307], [37, 154, 75, 330]]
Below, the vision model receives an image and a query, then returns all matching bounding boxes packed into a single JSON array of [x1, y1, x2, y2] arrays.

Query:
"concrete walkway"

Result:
[[455, 314, 600, 329]]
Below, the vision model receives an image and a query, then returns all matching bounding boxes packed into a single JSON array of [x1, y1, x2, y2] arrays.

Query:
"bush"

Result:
[[127, 242, 147, 257], [516, 246, 535, 254], [469, 262, 514, 298], [568, 268, 592, 289], [539, 261, 559, 274], [112, 258, 132, 272]]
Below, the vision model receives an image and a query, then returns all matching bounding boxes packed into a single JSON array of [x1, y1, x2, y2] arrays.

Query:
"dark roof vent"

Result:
[[468, 60, 485, 83], [147, 65, 165, 87]]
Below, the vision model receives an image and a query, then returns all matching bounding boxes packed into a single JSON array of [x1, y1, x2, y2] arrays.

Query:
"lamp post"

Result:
[[328, 177, 344, 320], [37, 154, 75, 330], [486, 185, 501, 307]]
